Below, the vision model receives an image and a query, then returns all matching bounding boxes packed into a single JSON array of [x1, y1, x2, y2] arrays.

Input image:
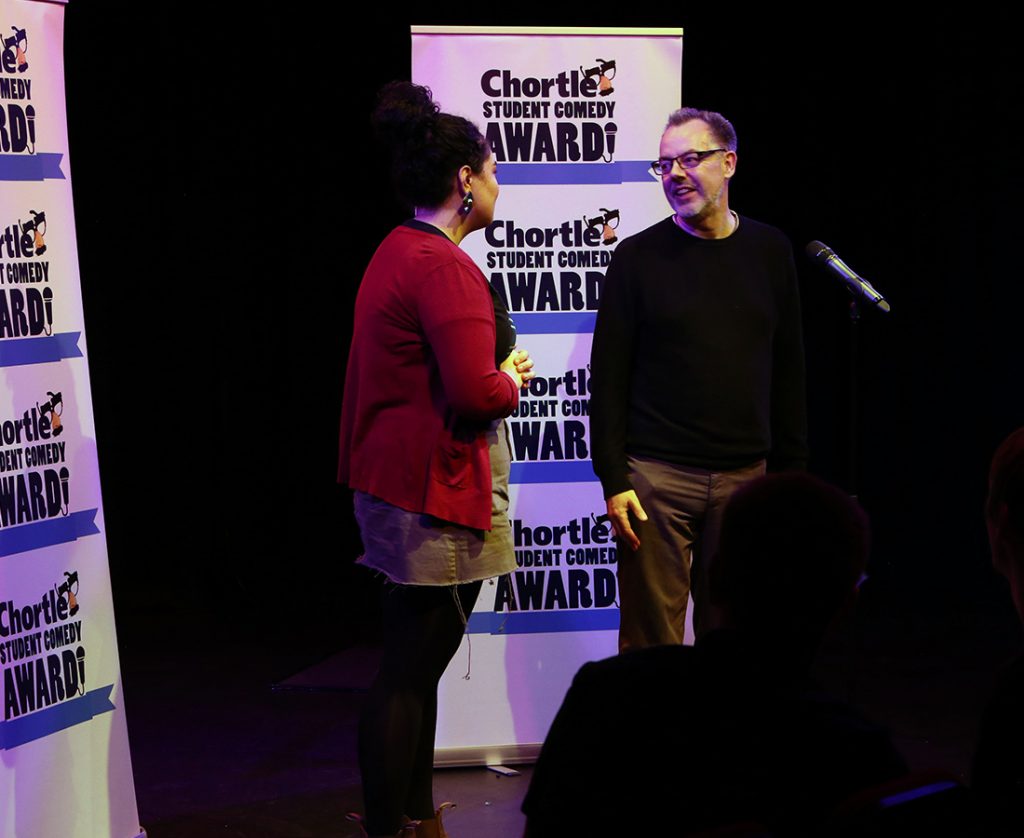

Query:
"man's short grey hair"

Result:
[[665, 107, 737, 152]]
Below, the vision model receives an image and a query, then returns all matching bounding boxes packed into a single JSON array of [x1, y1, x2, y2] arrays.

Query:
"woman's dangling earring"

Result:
[[460, 191, 474, 216]]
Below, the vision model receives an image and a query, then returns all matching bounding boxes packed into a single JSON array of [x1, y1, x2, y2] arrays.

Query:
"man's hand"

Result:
[[606, 490, 648, 551]]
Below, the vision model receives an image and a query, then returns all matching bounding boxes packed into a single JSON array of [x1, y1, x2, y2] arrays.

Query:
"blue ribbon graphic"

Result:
[[0, 153, 66, 182], [0, 684, 116, 750], [467, 609, 619, 635], [0, 332, 83, 367], [0, 509, 100, 558], [510, 461, 597, 484], [511, 312, 597, 335], [498, 161, 655, 185]]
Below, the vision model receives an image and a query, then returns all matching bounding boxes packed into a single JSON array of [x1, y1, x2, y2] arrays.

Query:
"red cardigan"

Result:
[[338, 224, 519, 530]]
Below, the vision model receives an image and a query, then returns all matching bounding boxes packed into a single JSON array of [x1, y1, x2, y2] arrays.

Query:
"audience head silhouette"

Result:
[[987, 428, 1024, 619], [711, 472, 869, 651]]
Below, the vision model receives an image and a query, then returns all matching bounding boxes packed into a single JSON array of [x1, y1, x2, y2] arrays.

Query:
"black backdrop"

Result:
[[60, 5, 1023, 653]]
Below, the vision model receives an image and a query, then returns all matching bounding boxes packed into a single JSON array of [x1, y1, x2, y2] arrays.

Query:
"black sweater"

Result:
[[589, 215, 807, 497]]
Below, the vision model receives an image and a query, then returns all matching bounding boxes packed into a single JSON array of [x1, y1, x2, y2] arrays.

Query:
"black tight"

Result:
[[358, 580, 482, 835]]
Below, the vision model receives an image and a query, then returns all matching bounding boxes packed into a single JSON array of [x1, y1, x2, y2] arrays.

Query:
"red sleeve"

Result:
[[418, 257, 519, 420]]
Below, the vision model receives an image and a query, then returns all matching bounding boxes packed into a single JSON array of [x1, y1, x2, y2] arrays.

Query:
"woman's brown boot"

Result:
[[346, 812, 419, 837], [407, 801, 456, 838]]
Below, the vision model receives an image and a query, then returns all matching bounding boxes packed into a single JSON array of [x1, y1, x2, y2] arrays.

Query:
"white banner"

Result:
[[412, 26, 683, 761], [0, 2, 144, 836]]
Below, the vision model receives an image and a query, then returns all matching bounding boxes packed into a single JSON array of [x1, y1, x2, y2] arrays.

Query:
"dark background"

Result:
[[61, 6, 1022, 661]]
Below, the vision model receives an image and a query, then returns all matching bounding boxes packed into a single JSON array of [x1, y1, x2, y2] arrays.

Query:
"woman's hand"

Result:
[[501, 348, 535, 390]]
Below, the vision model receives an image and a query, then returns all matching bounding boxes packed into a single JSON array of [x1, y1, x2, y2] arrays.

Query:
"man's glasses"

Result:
[[650, 149, 727, 177]]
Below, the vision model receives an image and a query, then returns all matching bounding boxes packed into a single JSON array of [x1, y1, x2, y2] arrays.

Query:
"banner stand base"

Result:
[[434, 743, 540, 769]]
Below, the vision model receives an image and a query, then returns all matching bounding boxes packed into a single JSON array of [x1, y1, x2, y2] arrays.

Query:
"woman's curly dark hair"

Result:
[[372, 81, 489, 209]]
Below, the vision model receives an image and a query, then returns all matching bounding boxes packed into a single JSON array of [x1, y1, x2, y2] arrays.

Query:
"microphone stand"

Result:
[[830, 276, 890, 711], [848, 298, 860, 499]]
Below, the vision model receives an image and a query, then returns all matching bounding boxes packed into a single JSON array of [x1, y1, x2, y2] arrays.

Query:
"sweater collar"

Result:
[[403, 218, 453, 242]]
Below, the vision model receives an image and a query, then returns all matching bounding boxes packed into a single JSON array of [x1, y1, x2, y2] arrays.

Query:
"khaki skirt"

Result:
[[353, 420, 515, 586]]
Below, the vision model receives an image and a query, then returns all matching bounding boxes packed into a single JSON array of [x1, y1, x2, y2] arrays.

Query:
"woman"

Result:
[[338, 82, 533, 838]]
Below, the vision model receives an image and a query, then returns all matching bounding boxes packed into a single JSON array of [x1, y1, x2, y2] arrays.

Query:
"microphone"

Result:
[[59, 466, 70, 515], [42, 286, 53, 335], [805, 241, 891, 313]]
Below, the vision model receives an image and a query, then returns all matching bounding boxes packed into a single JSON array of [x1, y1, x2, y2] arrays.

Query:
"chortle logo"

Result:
[[38, 389, 64, 437], [496, 508, 617, 613], [508, 365, 592, 463], [583, 207, 619, 246], [486, 219, 611, 314], [481, 66, 616, 100], [580, 57, 616, 160], [0, 213, 54, 339], [2, 570, 87, 720], [0, 566, 116, 752], [514, 512, 614, 559], [21, 209, 46, 255], [0, 392, 71, 528], [1, 393, 64, 451], [2, 209, 47, 259], [56, 570, 80, 618], [580, 58, 615, 96], [481, 64, 618, 163], [0, 26, 35, 155], [0, 25, 28, 73]]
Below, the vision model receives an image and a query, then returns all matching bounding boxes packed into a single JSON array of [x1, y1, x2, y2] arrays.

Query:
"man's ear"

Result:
[[723, 150, 737, 180]]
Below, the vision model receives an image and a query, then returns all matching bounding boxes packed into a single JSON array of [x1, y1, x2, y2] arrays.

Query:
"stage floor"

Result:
[[119, 580, 1021, 837]]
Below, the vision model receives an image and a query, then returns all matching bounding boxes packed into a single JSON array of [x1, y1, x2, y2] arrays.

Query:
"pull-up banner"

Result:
[[412, 26, 683, 763], [0, 2, 144, 836]]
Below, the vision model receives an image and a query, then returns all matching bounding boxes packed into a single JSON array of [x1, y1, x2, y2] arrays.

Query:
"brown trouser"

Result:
[[617, 456, 766, 651]]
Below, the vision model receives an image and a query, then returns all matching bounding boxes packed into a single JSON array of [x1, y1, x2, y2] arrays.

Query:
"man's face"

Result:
[[658, 119, 736, 222]]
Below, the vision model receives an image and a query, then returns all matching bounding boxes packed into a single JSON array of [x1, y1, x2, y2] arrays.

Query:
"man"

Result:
[[589, 107, 807, 648], [973, 428, 1024, 832], [521, 474, 907, 836]]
